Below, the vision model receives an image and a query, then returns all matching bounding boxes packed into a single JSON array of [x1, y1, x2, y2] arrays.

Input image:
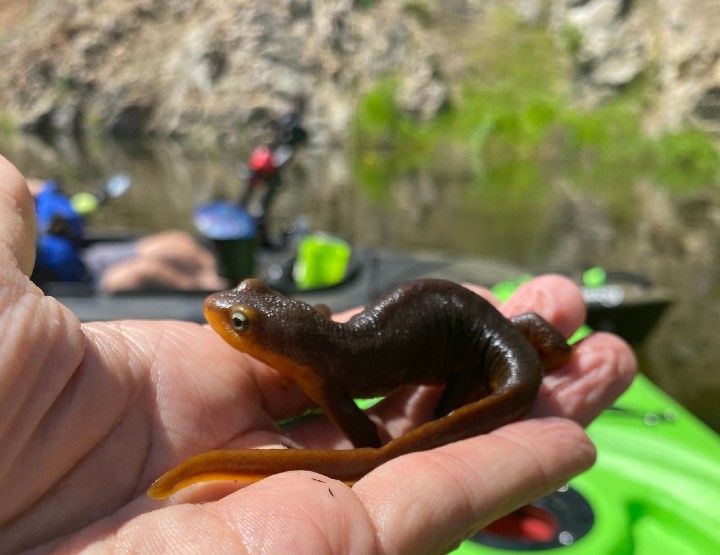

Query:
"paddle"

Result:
[[71, 173, 132, 215]]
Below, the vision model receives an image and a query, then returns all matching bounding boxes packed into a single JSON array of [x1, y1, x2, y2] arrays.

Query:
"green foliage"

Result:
[[350, 79, 433, 201], [0, 112, 17, 140], [560, 24, 583, 57], [401, 1, 434, 27], [56, 74, 73, 100], [349, 8, 720, 203], [651, 130, 720, 190]]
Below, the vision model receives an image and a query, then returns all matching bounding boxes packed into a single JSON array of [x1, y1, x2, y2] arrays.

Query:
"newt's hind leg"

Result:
[[434, 367, 491, 418], [511, 312, 572, 372]]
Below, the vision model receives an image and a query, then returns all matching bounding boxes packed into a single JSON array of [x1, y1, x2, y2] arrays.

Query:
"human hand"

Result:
[[0, 155, 636, 554]]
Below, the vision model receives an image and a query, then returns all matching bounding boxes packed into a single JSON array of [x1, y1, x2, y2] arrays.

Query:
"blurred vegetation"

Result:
[[0, 112, 15, 139], [350, 7, 720, 204]]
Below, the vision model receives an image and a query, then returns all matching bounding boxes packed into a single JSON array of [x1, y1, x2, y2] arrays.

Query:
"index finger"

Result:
[[355, 417, 596, 554], [495, 274, 586, 338]]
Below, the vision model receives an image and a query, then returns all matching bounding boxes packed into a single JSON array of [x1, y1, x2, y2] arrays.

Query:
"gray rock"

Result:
[[395, 58, 449, 121], [1, 0, 719, 143]]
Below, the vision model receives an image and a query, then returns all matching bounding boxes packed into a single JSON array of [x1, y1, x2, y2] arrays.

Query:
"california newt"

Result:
[[147, 278, 572, 499]]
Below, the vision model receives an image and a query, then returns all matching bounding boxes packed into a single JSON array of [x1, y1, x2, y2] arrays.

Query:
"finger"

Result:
[[500, 274, 586, 338], [0, 155, 36, 276], [462, 283, 501, 308], [532, 332, 636, 425], [355, 417, 595, 554], [40, 472, 378, 554]]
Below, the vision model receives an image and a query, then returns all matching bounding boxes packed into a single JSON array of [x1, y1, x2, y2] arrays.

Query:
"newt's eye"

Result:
[[231, 310, 250, 332]]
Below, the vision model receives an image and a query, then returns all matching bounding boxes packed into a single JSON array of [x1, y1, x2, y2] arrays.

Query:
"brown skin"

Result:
[[148, 278, 572, 498]]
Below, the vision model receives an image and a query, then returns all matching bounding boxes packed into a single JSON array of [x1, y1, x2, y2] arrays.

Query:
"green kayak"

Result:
[[453, 373, 720, 553]]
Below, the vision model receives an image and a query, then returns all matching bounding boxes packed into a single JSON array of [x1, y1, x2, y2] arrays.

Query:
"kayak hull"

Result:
[[455, 374, 720, 554]]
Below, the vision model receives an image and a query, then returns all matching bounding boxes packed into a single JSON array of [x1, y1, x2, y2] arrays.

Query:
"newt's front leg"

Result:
[[320, 391, 382, 448]]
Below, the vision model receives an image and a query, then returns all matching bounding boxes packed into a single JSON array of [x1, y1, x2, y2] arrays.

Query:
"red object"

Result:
[[249, 146, 276, 175], [483, 505, 558, 543]]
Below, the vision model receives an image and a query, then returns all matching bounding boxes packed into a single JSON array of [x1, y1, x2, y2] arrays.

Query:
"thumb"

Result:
[[0, 155, 36, 277]]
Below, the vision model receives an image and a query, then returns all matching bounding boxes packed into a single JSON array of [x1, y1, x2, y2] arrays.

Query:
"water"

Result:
[[2, 135, 719, 432]]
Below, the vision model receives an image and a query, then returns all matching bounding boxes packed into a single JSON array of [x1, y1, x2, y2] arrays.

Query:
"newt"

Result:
[[147, 278, 572, 499]]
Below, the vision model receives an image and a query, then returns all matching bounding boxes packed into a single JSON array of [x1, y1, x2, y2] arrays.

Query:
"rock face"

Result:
[[0, 0, 431, 146], [1, 0, 720, 145], [552, 0, 720, 133]]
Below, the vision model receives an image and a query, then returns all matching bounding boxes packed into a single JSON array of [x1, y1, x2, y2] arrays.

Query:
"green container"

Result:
[[213, 237, 257, 286], [293, 234, 351, 290]]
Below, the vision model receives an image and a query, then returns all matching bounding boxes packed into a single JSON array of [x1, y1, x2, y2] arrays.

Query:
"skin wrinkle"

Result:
[[0, 299, 83, 515], [323, 483, 378, 555], [358, 452, 482, 555], [112, 324, 196, 442], [222, 361, 280, 442], [105, 413, 151, 504], [229, 496, 273, 554], [44, 501, 211, 553], [28, 327, 140, 470], [0, 300, 36, 436], [558, 355, 614, 421], [141, 324, 287, 476], [418, 446, 527, 550], [580, 339, 628, 396], [208, 478, 356, 555], [311, 476, 376, 555], [0, 375, 150, 551], [181, 507, 247, 553], [0, 175, 35, 276], [203, 375, 273, 451], [23, 414, 136, 540], [492, 428, 555, 491], [0, 288, 41, 377], [65, 506, 180, 553], [91, 322, 156, 385], [287, 497, 337, 554], [32, 353, 111, 463], [535, 333, 635, 425], [420, 449, 486, 538], [156, 335, 214, 450], [103, 323, 171, 491], [172, 348, 223, 446], [241, 353, 311, 423]]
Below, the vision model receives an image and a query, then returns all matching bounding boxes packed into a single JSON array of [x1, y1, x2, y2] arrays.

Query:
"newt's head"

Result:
[[203, 279, 329, 374]]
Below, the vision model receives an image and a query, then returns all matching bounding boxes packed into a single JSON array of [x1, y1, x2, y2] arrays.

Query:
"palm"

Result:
[[0, 300, 292, 547]]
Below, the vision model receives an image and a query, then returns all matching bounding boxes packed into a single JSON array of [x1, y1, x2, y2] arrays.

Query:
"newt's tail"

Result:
[[148, 380, 540, 499], [147, 446, 388, 499]]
